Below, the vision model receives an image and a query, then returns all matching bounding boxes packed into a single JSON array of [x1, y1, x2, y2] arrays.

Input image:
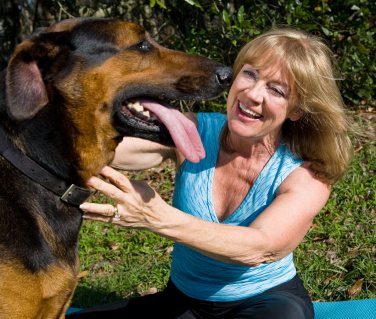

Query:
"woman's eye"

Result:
[[270, 87, 286, 97], [243, 70, 256, 79]]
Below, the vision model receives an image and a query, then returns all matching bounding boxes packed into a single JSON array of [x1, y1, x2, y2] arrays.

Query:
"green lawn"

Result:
[[296, 141, 376, 302], [71, 113, 376, 309]]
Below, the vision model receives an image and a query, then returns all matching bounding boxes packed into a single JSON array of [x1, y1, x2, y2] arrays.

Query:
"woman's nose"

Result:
[[245, 83, 264, 105]]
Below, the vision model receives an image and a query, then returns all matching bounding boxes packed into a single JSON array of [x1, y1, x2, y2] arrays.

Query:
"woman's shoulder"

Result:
[[277, 143, 304, 165], [277, 162, 331, 200]]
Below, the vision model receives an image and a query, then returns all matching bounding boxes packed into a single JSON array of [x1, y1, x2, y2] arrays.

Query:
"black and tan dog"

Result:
[[0, 18, 231, 319]]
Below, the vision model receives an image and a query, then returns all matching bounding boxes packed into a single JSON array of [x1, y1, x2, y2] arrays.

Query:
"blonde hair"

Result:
[[220, 27, 353, 185]]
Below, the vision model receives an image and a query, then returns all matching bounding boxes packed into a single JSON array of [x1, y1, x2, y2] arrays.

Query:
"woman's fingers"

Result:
[[80, 202, 120, 223], [79, 202, 116, 216], [82, 212, 115, 224], [99, 166, 133, 193], [95, 166, 157, 203], [87, 175, 127, 202]]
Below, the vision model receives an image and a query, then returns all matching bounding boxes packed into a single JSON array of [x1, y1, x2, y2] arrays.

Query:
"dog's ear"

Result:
[[6, 31, 70, 121], [6, 44, 49, 121]]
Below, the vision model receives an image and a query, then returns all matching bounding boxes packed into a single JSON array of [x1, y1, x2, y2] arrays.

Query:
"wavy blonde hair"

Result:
[[220, 27, 353, 185]]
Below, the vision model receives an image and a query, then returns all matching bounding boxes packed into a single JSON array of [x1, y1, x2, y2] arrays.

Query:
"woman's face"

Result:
[[227, 63, 300, 145]]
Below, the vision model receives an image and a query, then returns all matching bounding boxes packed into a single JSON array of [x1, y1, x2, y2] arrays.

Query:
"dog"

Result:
[[0, 17, 231, 319]]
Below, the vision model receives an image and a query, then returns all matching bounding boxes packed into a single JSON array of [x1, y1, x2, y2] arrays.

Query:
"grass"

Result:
[[72, 163, 176, 308], [73, 220, 173, 308], [71, 112, 376, 309], [296, 141, 376, 302]]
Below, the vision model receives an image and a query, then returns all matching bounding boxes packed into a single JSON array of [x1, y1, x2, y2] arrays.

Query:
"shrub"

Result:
[[159, 1, 376, 111], [1, 0, 374, 109]]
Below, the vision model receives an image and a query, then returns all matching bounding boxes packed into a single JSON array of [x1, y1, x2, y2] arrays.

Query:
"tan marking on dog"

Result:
[[45, 18, 79, 33], [0, 261, 78, 319]]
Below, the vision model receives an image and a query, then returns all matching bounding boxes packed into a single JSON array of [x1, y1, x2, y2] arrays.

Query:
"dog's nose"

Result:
[[216, 66, 232, 89]]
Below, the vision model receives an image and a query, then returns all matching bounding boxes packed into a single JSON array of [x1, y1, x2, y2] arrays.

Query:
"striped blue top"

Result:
[[170, 112, 305, 301]]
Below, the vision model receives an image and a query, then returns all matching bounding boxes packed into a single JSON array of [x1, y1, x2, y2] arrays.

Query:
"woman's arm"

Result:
[[110, 113, 198, 171], [110, 137, 176, 171], [81, 163, 330, 267]]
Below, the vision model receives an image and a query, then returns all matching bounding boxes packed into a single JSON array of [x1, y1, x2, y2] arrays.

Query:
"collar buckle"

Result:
[[61, 184, 91, 204]]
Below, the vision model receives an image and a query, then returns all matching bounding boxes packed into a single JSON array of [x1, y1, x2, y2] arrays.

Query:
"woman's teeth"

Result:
[[127, 101, 150, 118], [239, 102, 261, 118]]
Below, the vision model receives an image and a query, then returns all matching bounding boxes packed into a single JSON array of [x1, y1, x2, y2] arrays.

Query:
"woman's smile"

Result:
[[237, 101, 263, 120]]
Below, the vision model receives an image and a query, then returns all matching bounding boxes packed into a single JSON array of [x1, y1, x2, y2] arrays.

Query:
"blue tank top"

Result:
[[170, 112, 305, 302]]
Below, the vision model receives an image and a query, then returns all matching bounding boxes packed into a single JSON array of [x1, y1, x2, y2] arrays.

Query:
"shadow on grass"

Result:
[[71, 285, 125, 309]]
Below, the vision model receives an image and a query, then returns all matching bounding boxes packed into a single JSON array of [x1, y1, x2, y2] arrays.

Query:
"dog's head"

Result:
[[5, 18, 231, 183]]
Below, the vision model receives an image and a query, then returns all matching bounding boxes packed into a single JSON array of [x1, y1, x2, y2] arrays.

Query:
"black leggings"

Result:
[[67, 274, 314, 319]]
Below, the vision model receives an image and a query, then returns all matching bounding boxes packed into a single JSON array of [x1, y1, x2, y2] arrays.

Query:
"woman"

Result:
[[69, 27, 352, 319]]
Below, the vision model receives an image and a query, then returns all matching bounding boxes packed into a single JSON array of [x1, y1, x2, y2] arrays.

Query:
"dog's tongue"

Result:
[[137, 98, 205, 163]]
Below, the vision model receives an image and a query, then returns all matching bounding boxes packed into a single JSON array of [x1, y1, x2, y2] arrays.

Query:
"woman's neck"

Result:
[[227, 131, 282, 160]]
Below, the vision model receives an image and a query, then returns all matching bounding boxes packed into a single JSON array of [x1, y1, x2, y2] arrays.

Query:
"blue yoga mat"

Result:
[[66, 307, 82, 315], [313, 299, 376, 319], [67, 299, 376, 318]]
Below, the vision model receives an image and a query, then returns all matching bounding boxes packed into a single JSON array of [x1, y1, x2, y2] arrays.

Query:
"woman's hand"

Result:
[[80, 166, 172, 232]]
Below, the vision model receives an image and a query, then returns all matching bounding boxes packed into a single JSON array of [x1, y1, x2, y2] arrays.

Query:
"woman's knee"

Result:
[[234, 293, 313, 319]]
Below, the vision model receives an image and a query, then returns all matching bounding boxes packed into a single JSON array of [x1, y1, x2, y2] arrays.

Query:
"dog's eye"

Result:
[[133, 41, 152, 53], [138, 42, 149, 50]]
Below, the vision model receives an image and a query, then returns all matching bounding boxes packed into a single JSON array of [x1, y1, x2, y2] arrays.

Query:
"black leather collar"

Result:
[[0, 125, 94, 206]]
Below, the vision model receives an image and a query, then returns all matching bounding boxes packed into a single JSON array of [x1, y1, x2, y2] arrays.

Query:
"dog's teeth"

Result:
[[132, 101, 144, 112], [128, 101, 144, 112], [142, 111, 150, 118]]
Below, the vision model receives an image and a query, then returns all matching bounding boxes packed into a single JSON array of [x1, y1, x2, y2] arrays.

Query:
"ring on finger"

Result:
[[112, 205, 121, 219]]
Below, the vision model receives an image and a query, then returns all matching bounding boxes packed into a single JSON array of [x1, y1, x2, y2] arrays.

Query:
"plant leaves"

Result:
[[323, 275, 341, 285], [222, 10, 231, 27], [107, 241, 119, 250], [300, 24, 319, 30], [321, 27, 330, 36], [312, 236, 325, 241], [211, 3, 219, 14], [140, 287, 158, 296], [184, 0, 202, 9], [348, 278, 364, 297], [237, 6, 245, 24], [77, 270, 89, 278], [240, 20, 252, 29], [357, 44, 368, 55], [156, 0, 166, 9]]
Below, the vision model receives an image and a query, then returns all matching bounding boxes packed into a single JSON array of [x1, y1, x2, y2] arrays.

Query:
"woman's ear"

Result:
[[288, 111, 302, 122], [287, 100, 302, 121]]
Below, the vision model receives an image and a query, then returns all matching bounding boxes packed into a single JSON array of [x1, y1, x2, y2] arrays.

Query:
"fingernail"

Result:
[[80, 203, 90, 210], [87, 177, 95, 185], [82, 214, 90, 219]]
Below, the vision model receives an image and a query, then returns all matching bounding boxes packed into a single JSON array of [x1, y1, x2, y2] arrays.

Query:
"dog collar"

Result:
[[0, 125, 94, 206]]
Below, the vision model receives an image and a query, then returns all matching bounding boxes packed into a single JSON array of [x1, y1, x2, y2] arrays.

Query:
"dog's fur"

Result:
[[0, 18, 231, 319]]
